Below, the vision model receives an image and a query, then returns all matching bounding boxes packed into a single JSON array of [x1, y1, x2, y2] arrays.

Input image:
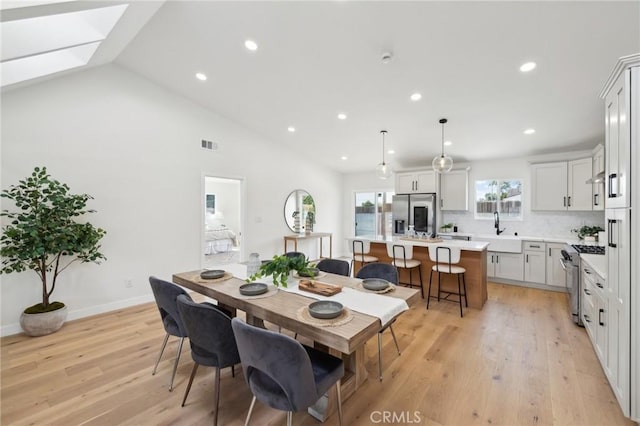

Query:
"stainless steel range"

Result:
[[561, 244, 605, 326]]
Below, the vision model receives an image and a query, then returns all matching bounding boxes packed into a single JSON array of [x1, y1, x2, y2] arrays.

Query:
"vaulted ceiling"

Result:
[[3, 1, 639, 173]]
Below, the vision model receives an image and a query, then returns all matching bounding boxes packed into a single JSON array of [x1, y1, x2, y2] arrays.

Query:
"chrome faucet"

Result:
[[494, 211, 505, 235]]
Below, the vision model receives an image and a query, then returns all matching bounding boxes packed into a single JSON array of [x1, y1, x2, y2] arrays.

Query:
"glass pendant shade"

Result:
[[432, 154, 453, 173], [376, 130, 392, 179], [433, 118, 453, 173], [377, 162, 392, 179]]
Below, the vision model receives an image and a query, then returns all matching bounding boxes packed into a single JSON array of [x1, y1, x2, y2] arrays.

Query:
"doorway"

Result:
[[202, 176, 243, 268], [354, 191, 394, 238]]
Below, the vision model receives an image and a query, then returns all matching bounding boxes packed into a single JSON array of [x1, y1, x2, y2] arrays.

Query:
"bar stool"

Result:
[[427, 246, 468, 317], [349, 239, 378, 276], [386, 242, 424, 298]]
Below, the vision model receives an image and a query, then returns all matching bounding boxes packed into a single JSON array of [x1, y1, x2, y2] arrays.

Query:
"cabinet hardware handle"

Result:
[[608, 173, 617, 198], [584, 314, 591, 323], [440, 199, 443, 208], [608, 219, 617, 248], [567, 196, 571, 207], [530, 244, 540, 248], [599, 308, 604, 326], [549, 248, 551, 256], [491, 255, 494, 263], [583, 268, 591, 274], [594, 194, 599, 206], [596, 282, 603, 289], [496, 256, 499, 264], [584, 288, 591, 295], [563, 196, 567, 207], [526, 254, 529, 263]]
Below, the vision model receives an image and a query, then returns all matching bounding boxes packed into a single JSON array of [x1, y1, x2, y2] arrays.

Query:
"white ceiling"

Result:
[[6, 1, 640, 174]]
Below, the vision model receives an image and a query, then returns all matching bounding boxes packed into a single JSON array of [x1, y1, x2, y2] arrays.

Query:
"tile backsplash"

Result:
[[443, 210, 605, 239]]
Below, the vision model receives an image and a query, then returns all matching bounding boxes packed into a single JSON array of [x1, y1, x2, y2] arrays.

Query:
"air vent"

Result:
[[201, 139, 218, 151]]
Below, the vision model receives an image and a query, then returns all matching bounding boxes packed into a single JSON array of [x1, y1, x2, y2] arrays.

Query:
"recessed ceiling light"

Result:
[[387, 150, 395, 154], [287, 126, 295, 132], [244, 39, 258, 51], [337, 113, 347, 120], [410, 93, 422, 101], [520, 62, 537, 72], [340, 156, 348, 160], [524, 128, 536, 135], [195, 72, 207, 81], [444, 141, 452, 146]]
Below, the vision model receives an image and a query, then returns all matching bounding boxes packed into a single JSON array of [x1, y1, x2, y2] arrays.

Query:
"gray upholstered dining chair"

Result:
[[355, 263, 401, 381], [284, 251, 306, 259], [176, 295, 240, 426], [149, 276, 191, 391], [231, 318, 344, 426], [316, 258, 350, 276]]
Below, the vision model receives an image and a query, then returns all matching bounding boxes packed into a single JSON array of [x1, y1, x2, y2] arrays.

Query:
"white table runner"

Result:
[[212, 264, 409, 326]]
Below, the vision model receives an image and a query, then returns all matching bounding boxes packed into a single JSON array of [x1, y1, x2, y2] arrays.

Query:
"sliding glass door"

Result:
[[354, 191, 394, 238]]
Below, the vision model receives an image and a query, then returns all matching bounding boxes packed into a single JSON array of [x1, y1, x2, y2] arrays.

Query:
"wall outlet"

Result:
[[124, 278, 133, 288]]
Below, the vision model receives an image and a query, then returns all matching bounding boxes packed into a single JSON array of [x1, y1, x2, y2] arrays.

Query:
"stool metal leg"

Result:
[[457, 274, 463, 318], [462, 273, 468, 307], [417, 266, 424, 298], [437, 272, 442, 301], [427, 270, 433, 309]]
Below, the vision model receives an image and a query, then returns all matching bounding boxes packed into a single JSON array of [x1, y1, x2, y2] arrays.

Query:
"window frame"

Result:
[[473, 178, 523, 221]]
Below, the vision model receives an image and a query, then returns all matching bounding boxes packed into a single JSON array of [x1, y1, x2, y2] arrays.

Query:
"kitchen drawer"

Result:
[[523, 241, 545, 252], [582, 278, 596, 338]]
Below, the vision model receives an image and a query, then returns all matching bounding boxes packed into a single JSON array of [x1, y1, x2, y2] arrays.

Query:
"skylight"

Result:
[[0, 4, 128, 87]]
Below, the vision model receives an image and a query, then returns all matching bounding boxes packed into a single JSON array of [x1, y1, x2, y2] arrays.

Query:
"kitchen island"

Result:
[[349, 236, 489, 309]]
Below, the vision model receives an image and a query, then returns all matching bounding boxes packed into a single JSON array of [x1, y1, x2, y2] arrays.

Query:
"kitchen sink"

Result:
[[474, 234, 523, 253]]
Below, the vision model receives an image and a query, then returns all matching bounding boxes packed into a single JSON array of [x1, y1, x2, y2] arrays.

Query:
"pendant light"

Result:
[[376, 130, 392, 179], [432, 118, 453, 173]]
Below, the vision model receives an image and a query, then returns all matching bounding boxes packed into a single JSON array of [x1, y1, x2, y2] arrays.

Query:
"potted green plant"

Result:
[[305, 211, 315, 234], [247, 254, 316, 287], [440, 223, 454, 233], [571, 225, 604, 240], [0, 167, 106, 336]]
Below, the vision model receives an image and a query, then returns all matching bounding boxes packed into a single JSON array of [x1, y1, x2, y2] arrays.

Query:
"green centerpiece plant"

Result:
[[247, 254, 316, 288], [571, 225, 604, 240], [0, 167, 106, 335]]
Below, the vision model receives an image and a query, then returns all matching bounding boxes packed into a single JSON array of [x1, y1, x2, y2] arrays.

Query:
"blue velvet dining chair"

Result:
[[355, 263, 402, 381], [231, 318, 344, 426], [149, 276, 192, 391], [316, 258, 350, 276], [176, 294, 240, 426]]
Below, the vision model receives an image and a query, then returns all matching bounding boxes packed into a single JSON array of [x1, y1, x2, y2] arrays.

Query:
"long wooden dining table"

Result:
[[172, 265, 420, 421]]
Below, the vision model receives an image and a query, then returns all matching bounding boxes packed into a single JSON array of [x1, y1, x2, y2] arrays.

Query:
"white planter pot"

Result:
[[20, 305, 68, 337]]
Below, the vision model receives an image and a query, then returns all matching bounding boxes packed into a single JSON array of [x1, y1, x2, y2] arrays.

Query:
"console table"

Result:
[[283, 232, 333, 259]]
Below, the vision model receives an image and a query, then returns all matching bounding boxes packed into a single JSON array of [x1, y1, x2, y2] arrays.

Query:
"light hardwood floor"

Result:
[[1, 283, 633, 425]]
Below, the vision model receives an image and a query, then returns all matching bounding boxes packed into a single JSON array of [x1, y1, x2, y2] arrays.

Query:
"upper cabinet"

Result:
[[602, 63, 635, 208], [395, 170, 436, 194], [440, 169, 469, 211], [592, 144, 605, 210], [531, 158, 592, 211]]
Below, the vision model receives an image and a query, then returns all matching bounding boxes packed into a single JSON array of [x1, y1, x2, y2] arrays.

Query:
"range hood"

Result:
[[586, 171, 606, 184]]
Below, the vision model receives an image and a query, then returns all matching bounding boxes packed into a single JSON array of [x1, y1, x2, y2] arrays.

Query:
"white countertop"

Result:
[[580, 254, 607, 280], [347, 235, 489, 252]]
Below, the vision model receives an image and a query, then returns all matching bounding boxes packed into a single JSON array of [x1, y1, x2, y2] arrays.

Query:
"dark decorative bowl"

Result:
[[362, 278, 390, 291], [200, 270, 225, 280], [239, 283, 268, 296], [308, 301, 344, 319]]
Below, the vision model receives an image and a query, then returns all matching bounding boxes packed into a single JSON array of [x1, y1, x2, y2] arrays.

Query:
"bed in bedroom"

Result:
[[204, 225, 238, 254]]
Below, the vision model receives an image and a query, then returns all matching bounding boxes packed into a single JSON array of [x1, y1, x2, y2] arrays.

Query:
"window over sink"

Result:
[[474, 179, 523, 220]]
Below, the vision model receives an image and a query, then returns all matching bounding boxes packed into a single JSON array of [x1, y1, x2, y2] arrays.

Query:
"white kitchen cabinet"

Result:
[[440, 169, 468, 211], [523, 241, 546, 284], [604, 68, 631, 209], [567, 157, 593, 210], [582, 265, 608, 364], [395, 170, 436, 194], [592, 144, 605, 210], [606, 207, 631, 409], [546, 243, 567, 288], [531, 159, 592, 211], [487, 251, 523, 281]]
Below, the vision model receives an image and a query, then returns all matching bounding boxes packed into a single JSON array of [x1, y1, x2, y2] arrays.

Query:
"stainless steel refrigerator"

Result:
[[392, 193, 436, 237]]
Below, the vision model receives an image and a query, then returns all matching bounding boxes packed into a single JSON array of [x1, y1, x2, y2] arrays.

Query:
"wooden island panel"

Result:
[[357, 241, 488, 309]]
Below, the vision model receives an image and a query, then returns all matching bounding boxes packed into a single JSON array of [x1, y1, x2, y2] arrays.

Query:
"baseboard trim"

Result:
[[0, 294, 155, 337]]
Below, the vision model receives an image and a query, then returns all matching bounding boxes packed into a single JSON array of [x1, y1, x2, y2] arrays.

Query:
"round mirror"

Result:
[[284, 189, 316, 233]]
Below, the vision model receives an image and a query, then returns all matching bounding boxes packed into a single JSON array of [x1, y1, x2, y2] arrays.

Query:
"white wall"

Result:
[[441, 155, 605, 238], [0, 64, 343, 336]]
